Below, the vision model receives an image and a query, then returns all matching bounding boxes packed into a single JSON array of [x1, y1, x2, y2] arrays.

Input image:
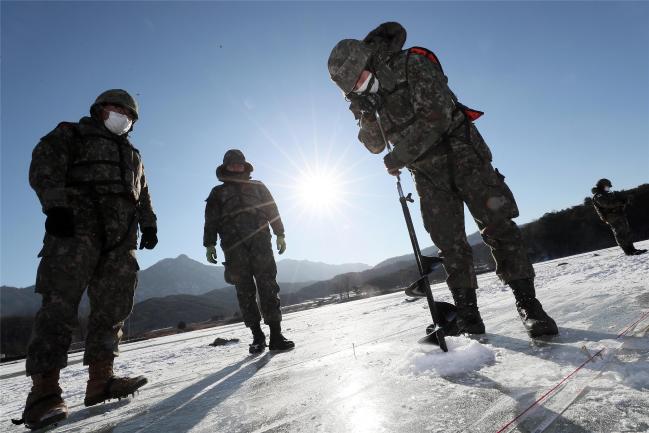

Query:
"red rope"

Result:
[[495, 309, 649, 433]]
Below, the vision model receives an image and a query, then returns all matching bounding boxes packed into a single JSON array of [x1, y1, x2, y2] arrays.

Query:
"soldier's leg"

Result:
[[249, 234, 282, 325], [415, 170, 484, 334], [455, 157, 556, 336], [415, 171, 477, 289], [608, 216, 634, 253], [84, 249, 139, 365], [224, 246, 262, 327], [453, 156, 532, 283], [26, 237, 99, 375], [83, 248, 149, 406], [249, 233, 294, 350]]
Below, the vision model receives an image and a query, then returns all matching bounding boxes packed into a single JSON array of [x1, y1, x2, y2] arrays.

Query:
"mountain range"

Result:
[[0, 257, 371, 317]]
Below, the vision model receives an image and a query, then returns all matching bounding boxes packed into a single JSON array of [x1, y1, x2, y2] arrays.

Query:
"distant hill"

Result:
[[373, 231, 484, 269], [0, 285, 40, 318], [136, 254, 369, 301], [135, 254, 227, 302], [276, 259, 370, 283], [125, 282, 309, 335], [0, 255, 369, 318], [521, 184, 649, 261]]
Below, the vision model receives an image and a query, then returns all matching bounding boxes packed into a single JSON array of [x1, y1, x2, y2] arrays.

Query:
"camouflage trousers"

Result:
[[606, 214, 632, 249], [222, 230, 282, 327], [413, 141, 534, 289], [26, 232, 138, 375]]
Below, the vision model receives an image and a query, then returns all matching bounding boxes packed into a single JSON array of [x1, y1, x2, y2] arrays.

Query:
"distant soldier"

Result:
[[327, 22, 558, 338], [591, 178, 646, 255], [15, 90, 157, 430], [203, 149, 294, 354]]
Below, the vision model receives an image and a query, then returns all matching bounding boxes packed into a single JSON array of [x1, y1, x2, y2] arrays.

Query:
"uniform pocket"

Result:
[[223, 261, 240, 285], [38, 234, 81, 257], [490, 168, 520, 218]]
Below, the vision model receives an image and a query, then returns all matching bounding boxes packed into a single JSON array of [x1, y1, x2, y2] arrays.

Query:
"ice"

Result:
[[401, 337, 496, 376], [1, 241, 648, 432]]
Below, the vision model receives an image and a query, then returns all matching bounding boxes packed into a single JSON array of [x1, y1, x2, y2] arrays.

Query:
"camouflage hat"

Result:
[[328, 39, 374, 95], [596, 178, 612, 189], [220, 149, 254, 172], [91, 89, 139, 120]]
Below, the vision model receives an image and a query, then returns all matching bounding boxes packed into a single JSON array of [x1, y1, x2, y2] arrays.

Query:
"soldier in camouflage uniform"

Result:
[[16, 90, 157, 430], [203, 149, 294, 354], [591, 178, 646, 256], [327, 22, 558, 338]]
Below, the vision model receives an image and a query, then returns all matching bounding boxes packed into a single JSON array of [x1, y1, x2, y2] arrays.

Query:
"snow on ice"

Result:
[[401, 337, 496, 377], [1, 241, 648, 432]]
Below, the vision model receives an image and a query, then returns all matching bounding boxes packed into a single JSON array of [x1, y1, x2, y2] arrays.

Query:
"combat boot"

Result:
[[12, 370, 68, 430], [84, 359, 148, 407], [450, 288, 486, 334], [509, 279, 559, 338], [249, 322, 267, 354], [623, 245, 647, 256], [268, 322, 295, 351]]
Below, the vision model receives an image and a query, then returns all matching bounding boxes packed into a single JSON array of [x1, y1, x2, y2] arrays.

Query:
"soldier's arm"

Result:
[[593, 192, 626, 209], [203, 189, 220, 247], [258, 183, 285, 236], [29, 124, 75, 212], [390, 54, 455, 166], [357, 113, 386, 154], [136, 166, 157, 229]]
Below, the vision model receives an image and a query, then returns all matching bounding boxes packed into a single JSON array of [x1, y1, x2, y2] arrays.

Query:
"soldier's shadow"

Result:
[[112, 352, 273, 432], [479, 326, 649, 392], [442, 372, 591, 433]]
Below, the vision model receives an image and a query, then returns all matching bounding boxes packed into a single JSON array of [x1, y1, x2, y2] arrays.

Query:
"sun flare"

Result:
[[295, 169, 344, 212]]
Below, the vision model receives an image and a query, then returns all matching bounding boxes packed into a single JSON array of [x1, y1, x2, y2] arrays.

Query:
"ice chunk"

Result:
[[401, 336, 495, 376]]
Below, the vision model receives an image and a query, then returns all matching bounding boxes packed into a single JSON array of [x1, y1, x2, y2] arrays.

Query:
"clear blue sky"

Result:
[[2, 1, 648, 287]]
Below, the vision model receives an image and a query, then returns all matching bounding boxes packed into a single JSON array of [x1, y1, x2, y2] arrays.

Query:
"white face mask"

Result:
[[353, 72, 380, 94], [604, 186, 611, 192], [104, 111, 133, 135]]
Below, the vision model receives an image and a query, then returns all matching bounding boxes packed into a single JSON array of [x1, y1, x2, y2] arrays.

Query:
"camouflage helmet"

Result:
[[220, 149, 253, 172], [91, 89, 139, 120], [328, 39, 374, 95], [596, 178, 612, 190]]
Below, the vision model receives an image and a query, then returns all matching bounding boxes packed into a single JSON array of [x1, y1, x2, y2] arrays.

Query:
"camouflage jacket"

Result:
[[203, 168, 284, 249], [30, 116, 157, 236], [353, 50, 493, 169], [591, 189, 627, 222]]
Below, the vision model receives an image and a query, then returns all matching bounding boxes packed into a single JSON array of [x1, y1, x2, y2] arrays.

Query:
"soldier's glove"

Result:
[[383, 152, 405, 176], [347, 93, 382, 119], [206, 246, 218, 264], [139, 227, 158, 250], [276, 235, 286, 255], [44, 207, 74, 237]]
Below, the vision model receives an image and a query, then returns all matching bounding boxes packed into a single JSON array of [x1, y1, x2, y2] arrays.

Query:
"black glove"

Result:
[[383, 152, 405, 171], [139, 227, 158, 250], [348, 93, 382, 119], [44, 207, 74, 237]]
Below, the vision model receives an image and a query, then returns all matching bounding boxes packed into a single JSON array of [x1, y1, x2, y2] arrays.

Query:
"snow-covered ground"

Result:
[[2, 241, 648, 433]]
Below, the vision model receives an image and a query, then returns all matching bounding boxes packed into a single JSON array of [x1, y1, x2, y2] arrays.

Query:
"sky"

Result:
[[1, 1, 648, 287]]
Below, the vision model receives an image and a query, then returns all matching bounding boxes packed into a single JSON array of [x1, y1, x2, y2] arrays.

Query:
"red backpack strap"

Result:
[[407, 46, 484, 121], [409, 46, 444, 74]]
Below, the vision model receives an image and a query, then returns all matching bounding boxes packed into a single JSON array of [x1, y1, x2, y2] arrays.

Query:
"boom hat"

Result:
[[327, 39, 374, 95], [596, 178, 612, 190], [90, 89, 139, 120], [219, 149, 254, 173]]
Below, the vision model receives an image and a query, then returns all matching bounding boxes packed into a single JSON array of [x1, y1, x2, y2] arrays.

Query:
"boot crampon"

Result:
[[12, 370, 68, 430], [84, 359, 148, 407]]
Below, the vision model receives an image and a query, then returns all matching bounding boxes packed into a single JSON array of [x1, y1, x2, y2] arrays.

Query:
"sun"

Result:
[[295, 168, 344, 212]]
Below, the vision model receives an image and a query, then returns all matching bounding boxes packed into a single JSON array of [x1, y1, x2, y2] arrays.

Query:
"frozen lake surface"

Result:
[[2, 241, 648, 432]]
